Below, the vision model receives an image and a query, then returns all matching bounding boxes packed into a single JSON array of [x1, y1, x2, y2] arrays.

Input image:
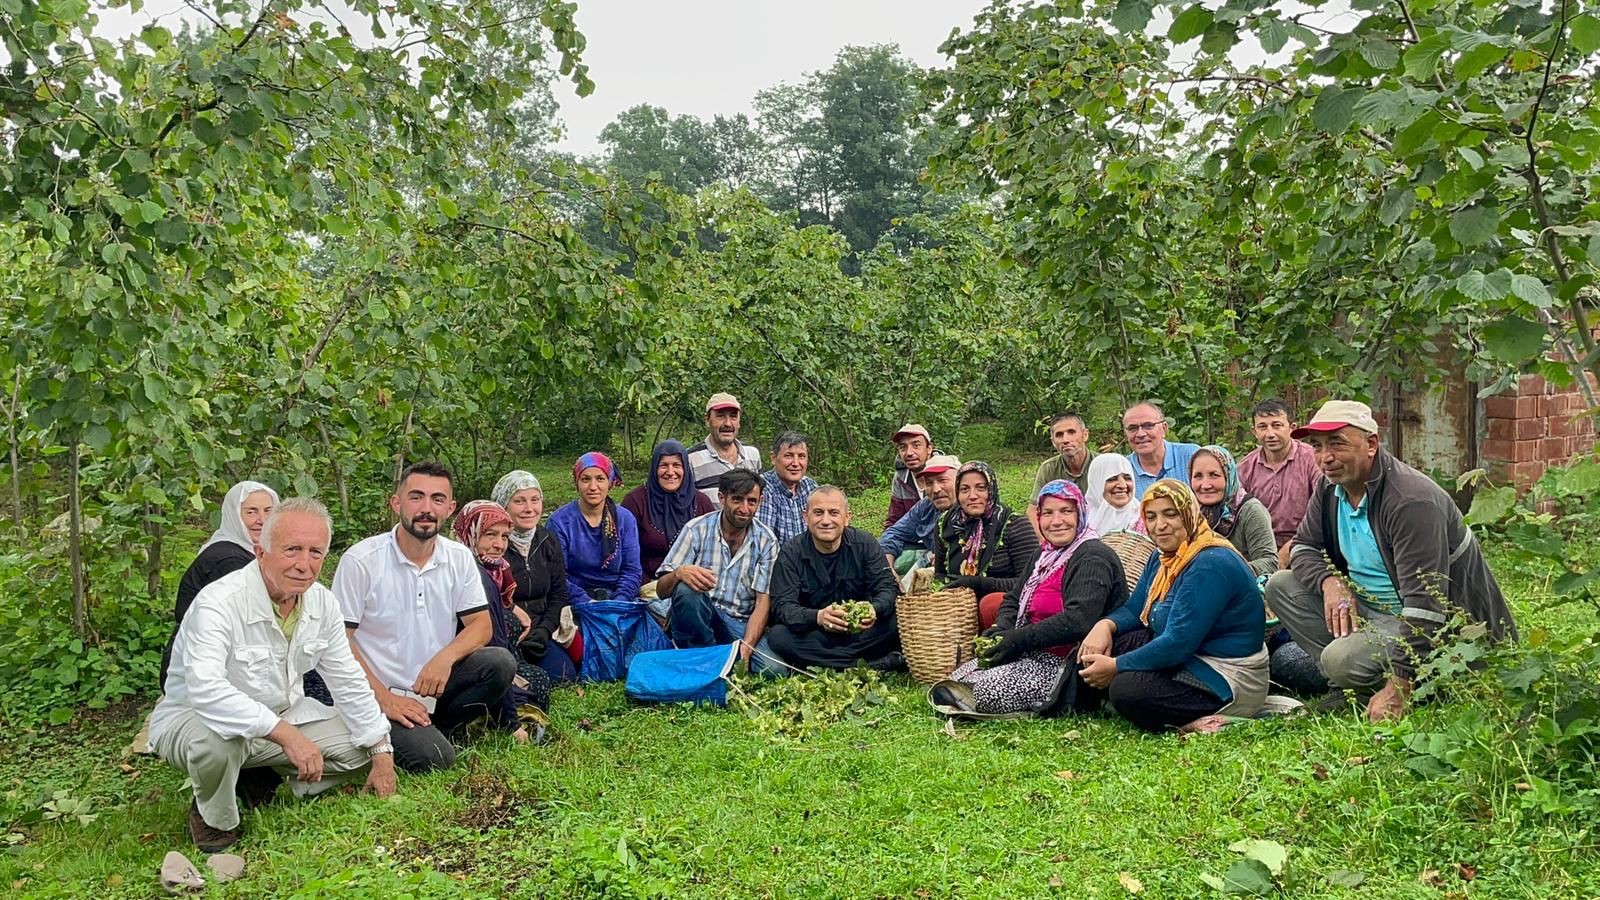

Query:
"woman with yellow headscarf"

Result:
[[1072, 479, 1269, 732]]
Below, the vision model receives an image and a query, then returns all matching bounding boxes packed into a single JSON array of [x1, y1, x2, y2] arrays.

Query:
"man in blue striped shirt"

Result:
[[657, 469, 784, 674], [757, 431, 818, 546]]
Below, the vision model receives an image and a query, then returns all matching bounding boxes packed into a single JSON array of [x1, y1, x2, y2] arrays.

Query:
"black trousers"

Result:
[[766, 610, 900, 671], [390, 647, 515, 773], [1070, 630, 1224, 732]]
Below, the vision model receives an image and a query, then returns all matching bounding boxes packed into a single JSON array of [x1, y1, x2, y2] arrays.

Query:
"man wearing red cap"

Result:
[[687, 393, 762, 504], [879, 454, 961, 574], [1266, 401, 1516, 722], [887, 424, 936, 527]]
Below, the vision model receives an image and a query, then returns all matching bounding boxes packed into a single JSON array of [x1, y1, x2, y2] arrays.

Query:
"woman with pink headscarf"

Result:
[[546, 452, 644, 605]]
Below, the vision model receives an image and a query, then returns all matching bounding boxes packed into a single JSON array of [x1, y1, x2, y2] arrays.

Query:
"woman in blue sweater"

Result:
[[547, 452, 644, 605], [1075, 479, 1268, 732]]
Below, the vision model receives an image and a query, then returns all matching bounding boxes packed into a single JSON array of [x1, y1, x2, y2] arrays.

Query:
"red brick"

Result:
[[1483, 396, 1518, 419], [1548, 415, 1573, 437], [1513, 439, 1541, 462], [1509, 460, 1547, 488], [1517, 374, 1548, 396], [1481, 439, 1515, 462], [1487, 417, 1516, 441], [1541, 437, 1572, 461], [1516, 417, 1547, 440], [1516, 396, 1540, 418]]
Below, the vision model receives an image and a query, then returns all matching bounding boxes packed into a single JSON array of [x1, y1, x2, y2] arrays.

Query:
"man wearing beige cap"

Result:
[[887, 424, 936, 527], [687, 392, 762, 504], [879, 453, 961, 574], [1265, 400, 1516, 722]]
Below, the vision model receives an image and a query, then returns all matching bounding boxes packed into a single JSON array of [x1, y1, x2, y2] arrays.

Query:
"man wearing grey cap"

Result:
[[687, 392, 762, 503], [1265, 400, 1516, 722]]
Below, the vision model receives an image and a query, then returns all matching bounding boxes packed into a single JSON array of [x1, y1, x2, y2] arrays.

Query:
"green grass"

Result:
[[3, 437, 1598, 897]]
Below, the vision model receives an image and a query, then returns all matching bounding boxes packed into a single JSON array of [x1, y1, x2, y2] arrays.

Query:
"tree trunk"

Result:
[[67, 436, 87, 636], [144, 500, 163, 600], [6, 367, 21, 531], [317, 418, 350, 517]]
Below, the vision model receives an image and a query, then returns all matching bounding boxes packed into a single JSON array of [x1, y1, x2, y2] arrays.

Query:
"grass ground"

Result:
[[3, 429, 1596, 897]]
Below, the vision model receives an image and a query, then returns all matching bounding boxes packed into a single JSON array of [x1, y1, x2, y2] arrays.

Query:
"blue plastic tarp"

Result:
[[625, 643, 740, 706], [571, 599, 673, 683]]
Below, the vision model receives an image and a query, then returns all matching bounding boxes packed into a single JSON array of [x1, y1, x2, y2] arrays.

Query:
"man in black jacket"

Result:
[[766, 486, 903, 670]]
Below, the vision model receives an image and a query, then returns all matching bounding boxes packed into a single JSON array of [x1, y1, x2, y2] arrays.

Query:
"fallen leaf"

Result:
[[1312, 762, 1330, 781], [577, 718, 596, 732], [117, 763, 135, 774], [1061, 729, 1081, 741], [1346, 756, 1370, 766], [573, 685, 586, 698], [1514, 782, 1532, 791], [1118, 872, 1144, 894], [1049, 874, 1065, 888], [771, 845, 781, 855], [11, 881, 26, 891], [106, 874, 123, 888], [1327, 868, 1366, 887], [943, 718, 958, 739], [1419, 867, 1443, 887], [138, 833, 156, 843], [1457, 864, 1476, 882], [1054, 770, 1078, 782]]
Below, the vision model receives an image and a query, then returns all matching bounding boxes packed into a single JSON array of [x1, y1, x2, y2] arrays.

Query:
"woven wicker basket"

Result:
[[895, 587, 978, 684], [1100, 531, 1157, 593]]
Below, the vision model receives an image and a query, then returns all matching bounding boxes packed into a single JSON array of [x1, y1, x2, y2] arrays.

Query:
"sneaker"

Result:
[[187, 801, 241, 853], [1310, 687, 1372, 715], [865, 651, 907, 672], [234, 767, 282, 810]]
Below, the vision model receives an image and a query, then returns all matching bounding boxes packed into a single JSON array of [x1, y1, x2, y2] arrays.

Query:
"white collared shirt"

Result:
[[149, 561, 389, 749], [332, 528, 488, 693]]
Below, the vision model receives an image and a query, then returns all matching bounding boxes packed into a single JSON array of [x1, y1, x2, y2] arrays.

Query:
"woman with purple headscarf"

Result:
[[932, 481, 1128, 717], [547, 452, 644, 605]]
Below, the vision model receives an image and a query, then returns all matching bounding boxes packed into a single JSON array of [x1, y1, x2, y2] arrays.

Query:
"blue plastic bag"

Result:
[[571, 599, 673, 683], [626, 643, 740, 706]]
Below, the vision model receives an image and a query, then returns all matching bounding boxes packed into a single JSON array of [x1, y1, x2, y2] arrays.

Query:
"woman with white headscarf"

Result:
[[159, 480, 279, 690], [492, 470, 579, 683], [1084, 454, 1143, 536]]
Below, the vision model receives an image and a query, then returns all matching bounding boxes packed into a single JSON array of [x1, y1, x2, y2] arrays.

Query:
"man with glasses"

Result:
[[1122, 401, 1199, 498]]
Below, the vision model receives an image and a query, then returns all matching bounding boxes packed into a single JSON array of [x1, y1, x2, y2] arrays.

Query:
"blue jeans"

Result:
[[667, 583, 784, 676]]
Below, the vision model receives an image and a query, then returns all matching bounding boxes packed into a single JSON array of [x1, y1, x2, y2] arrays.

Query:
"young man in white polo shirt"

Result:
[[334, 461, 515, 772]]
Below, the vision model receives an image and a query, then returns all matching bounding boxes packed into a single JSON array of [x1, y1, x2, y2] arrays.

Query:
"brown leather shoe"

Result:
[[187, 801, 241, 853], [234, 766, 282, 810]]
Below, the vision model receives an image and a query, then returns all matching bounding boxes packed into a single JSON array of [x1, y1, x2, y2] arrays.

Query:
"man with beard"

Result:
[[878, 454, 961, 572], [657, 469, 782, 674], [687, 392, 761, 503], [334, 461, 514, 773], [767, 486, 902, 670]]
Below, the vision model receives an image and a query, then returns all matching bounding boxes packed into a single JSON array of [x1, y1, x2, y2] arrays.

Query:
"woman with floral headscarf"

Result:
[[454, 500, 553, 742], [491, 470, 578, 683], [547, 452, 644, 605], [934, 461, 1038, 630], [1075, 480, 1268, 732], [931, 480, 1126, 717], [1189, 445, 1278, 578]]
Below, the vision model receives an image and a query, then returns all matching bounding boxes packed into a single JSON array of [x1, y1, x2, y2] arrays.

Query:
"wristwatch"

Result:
[[367, 739, 394, 758]]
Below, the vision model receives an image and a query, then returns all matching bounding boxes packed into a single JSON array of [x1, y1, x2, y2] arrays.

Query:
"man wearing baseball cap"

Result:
[[887, 424, 936, 527], [878, 454, 961, 575], [1265, 400, 1516, 722], [687, 393, 762, 504]]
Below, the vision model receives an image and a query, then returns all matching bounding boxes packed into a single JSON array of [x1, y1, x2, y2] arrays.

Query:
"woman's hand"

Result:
[[1078, 653, 1118, 689], [512, 605, 533, 641], [978, 629, 1025, 667], [1079, 620, 1115, 659]]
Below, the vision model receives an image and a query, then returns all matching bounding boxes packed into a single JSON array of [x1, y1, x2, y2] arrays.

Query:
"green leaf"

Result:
[[138, 199, 164, 223], [437, 196, 459, 218], [1227, 839, 1288, 876], [1449, 204, 1499, 247], [142, 372, 167, 404], [1352, 89, 1406, 127], [1256, 17, 1289, 54], [229, 109, 263, 138], [83, 424, 111, 452], [1220, 858, 1275, 895], [1455, 269, 1508, 301], [1557, 460, 1600, 495], [1378, 187, 1414, 226], [1553, 568, 1600, 597], [1326, 869, 1366, 887], [1455, 42, 1506, 79], [1311, 85, 1364, 134], [140, 24, 171, 49], [1480, 315, 1547, 363], [1358, 38, 1399, 71], [1465, 485, 1516, 525], [1403, 32, 1449, 81], [1111, 0, 1154, 34], [1510, 273, 1551, 308], [1168, 5, 1213, 43], [1569, 14, 1600, 55]]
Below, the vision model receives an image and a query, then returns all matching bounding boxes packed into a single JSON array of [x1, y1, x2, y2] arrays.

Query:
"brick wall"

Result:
[[1481, 373, 1598, 489]]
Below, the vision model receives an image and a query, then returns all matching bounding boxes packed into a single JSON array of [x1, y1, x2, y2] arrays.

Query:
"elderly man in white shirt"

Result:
[[150, 497, 395, 853], [335, 461, 515, 772]]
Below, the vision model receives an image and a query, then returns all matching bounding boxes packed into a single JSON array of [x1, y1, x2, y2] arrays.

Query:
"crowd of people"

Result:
[[150, 392, 1517, 852]]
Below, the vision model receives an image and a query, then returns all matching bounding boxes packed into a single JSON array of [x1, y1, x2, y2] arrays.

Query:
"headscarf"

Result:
[[1137, 479, 1240, 625], [1084, 454, 1142, 536], [645, 440, 699, 547], [574, 452, 623, 570], [951, 461, 1001, 576], [453, 499, 516, 608], [1190, 445, 1251, 538], [491, 470, 542, 556], [1014, 480, 1098, 623], [199, 480, 280, 555]]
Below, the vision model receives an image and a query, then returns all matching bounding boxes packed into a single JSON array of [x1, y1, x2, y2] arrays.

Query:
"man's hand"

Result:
[[737, 641, 754, 664], [817, 605, 849, 632], [267, 721, 325, 782], [1078, 653, 1118, 689], [1366, 677, 1411, 723], [413, 657, 452, 697], [675, 565, 718, 593], [884, 553, 896, 571], [1276, 542, 1292, 570], [512, 605, 533, 641], [1321, 577, 1356, 639], [378, 689, 432, 728], [1079, 621, 1115, 659], [364, 752, 397, 797]]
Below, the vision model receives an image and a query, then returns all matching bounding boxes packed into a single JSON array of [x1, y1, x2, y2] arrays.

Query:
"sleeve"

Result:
[[1288, 483, 1340, 594], [454, 555, 491, 617], [878, 501, 926, 558], [549, 510, 593, 607], [614, 508, 644, 602], [176, 602, 282, 740], [769, 543, 816, 631], [860, 534, 900, 615], [750, 534, 777, 595], [886, 495, 916, 528], [1008, 550, 1121, 652], [1107, 555, 1159, 635], [312, 595, 389, 748], [1237, 501, 1281, 578], [331, 551, 371, 630], [1114, 553, 1231, 672], [533, 533, 570, 638], [974, 514, 1040, 596], [657, 521, 696, 575], [1032, 461, 1050, 498], [1382, 498, 1452, 680]]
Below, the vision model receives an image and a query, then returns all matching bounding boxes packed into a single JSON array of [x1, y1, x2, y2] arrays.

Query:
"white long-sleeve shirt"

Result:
[[149, 561, 389, 750]]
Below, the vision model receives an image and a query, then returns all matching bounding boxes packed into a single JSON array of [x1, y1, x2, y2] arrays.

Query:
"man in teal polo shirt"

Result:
[[1123, 400, 1199, 499], [1265, 401, 1516, 723]]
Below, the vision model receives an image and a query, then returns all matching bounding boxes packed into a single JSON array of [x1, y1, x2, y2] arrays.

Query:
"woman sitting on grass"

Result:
[[932, 480, 1125, 716], [493, 470, 580, 683], [934, 461, 1039, 630], [1074, 479, 1269, 733], [1188, 445, 1278, 578], [548, 452, 644, 605], [1084, 454, 1142, 535], [621, 439, 714, 581]]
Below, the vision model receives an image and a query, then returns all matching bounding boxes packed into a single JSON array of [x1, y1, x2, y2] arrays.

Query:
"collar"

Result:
[[1332, 483, 1369, 513], [388, 526, 439, 573], [243, 561, 321, 627]]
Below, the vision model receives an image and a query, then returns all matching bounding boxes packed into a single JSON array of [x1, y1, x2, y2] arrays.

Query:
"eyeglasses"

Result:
[[1124, 420, 1165, 434]]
